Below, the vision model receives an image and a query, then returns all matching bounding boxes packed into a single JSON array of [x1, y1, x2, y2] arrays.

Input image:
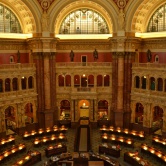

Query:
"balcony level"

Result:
[[56, 62, 112, 96], [0, 63, 37, 103], [131, 63, 166, 102]]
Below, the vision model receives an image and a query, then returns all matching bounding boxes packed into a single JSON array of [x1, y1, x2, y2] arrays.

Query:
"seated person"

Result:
[[116, 144, 121, 150], [134, 150, 139, 156]]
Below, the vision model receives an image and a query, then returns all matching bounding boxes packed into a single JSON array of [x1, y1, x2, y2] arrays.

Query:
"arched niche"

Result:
[[24, 103, 33, 125], [60, 100, 71, 120], [5, 106, 16, 131], [152, 106, 163, 132], [135, 103, 144, 124], [97, 100, 108, 120]]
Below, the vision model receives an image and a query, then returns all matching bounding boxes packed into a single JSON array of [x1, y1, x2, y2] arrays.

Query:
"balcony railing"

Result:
[[0, 63, 36, 70], [132, 63, 166, 69], [56, 62, 112, 68], [0, 89, 37, 100]]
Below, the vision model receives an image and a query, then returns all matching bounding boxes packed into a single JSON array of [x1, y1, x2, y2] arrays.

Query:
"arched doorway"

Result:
[[25, 103, 33, 125], [78, 100, 90, 118], [152, 106, 163, 131], [5, 106, 16, 131], [97, 100, 108, 120], [60, 100, 71, 120], [135, 103, 144, 124]]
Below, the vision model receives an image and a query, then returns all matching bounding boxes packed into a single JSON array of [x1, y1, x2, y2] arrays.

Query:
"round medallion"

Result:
[[117, 0, 126, 9], [41, 0, 50, 10]]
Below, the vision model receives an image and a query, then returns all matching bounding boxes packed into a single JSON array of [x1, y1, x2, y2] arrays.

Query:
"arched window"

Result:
[[0, 4, 22, 33], [74, 75, 80, 87], [65, 75, 71, 87], [135, 76, 140, 88], [58, 75, 64, 87], [5, 78, 10, 91], [88, 75, 94, 87], [12, 77, 18, 91], [141, 76, 146, 89], [150, 77, 155, 90], [59, 9, 109, 34], [28, 76, 33, 89], [97, 75, 103, 86], [157, 78, 163, 91], [104, 75, 110, 86], [147, 3, 166, 32], [81, 74, 87, 87], [21, 77, 26, 90]]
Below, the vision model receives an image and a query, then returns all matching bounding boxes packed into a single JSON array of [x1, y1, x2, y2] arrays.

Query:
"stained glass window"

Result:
[[0, 4, 22, 33], [147, 3, 166, 32], [59, 9, 109, 34]]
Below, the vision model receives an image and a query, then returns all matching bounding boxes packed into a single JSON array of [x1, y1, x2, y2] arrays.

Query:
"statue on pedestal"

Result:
[[147, 49, 152, 62], [93, 49, 98, 61], [70, 50, 74, 62]]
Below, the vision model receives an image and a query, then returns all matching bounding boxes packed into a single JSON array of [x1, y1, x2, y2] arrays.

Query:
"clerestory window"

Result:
[[59, 9, 109, 34], [0, 4, 22, 33], [147, 3, 166, 32]]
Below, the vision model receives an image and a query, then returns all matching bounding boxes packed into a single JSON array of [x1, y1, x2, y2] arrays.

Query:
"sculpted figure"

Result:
[[93, 49, 98, 61], [41, 11, 49, 31], [147, 49, 152, 62], [70, 50, 74, 62], [118, 9, 125, 30]]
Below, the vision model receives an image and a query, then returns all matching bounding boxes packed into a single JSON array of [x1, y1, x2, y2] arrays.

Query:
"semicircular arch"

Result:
[[127, 0, 166, 32], [1, 0, 42, 33], [49, 0, 119, 34]]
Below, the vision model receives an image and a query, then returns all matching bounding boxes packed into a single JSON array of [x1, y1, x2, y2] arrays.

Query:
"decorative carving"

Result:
[[118, 9, 125, 30], [113, 0, 128, 9], [38, 0, 54, 11], [41, 11, 49, 31], [93, 49, 98, 61]]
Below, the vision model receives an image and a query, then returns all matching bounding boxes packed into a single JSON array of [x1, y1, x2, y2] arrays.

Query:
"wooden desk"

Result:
[[90, 153, 120, 166], [101, 134, 134, 148], [12, 151, 41, 166], [124, 152, 150, 166], [45, 144, 67, 157], [141, 144, 166, 165], [58, 120, 71, 128], [152, 135, 166, 147], [100, 126, 145, 139], [99, 145, 120, 158], [0, 135, 15, 148], [48, 152, 72, 166], [0, 144, 26, 164]]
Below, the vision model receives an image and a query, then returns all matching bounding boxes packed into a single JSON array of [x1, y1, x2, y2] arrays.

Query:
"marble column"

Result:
[[43, 52, 51, 110], [114, 52, 124, 127]]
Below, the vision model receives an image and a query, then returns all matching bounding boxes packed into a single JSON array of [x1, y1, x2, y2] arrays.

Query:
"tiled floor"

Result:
[[1, 127, 166, 166]]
